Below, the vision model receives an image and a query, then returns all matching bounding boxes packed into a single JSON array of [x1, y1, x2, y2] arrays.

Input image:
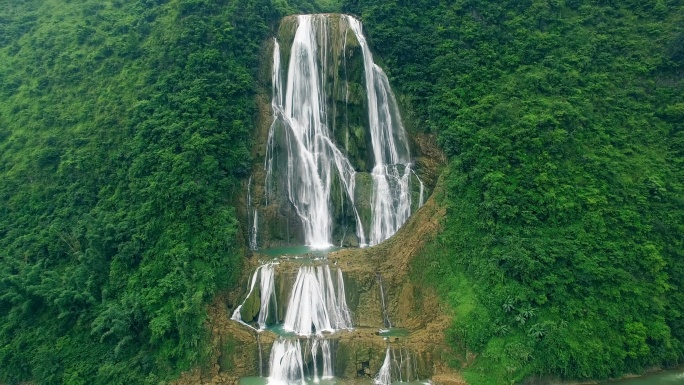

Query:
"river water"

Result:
[[237, 369, 684, 385], [604, 369, 684, 385]]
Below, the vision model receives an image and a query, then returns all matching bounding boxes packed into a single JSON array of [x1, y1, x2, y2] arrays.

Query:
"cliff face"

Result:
[[243, 14, 443, 249], [175, 13, 453, 385], [175, 180, 465, 385]]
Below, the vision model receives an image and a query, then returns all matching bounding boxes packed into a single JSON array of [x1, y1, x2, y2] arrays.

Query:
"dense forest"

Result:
[[1, 0, 682, 384], [0, 0, 326, 383], [342, 0, 684, 384]]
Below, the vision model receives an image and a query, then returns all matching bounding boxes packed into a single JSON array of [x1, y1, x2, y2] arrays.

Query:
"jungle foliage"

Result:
[[342, 0, 684, 383], [0, 0, 328, 383], [2, 0, 683, 384]]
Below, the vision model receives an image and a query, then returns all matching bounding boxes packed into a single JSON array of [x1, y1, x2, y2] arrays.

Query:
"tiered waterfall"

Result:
[[233, 14, 425, 385], [260, 13, 422, 249]]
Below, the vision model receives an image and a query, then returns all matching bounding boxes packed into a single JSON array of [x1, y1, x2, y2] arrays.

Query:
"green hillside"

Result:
[[341, 0, 684, 383], [0, 0, 320, 383], [1, 0, 683, 384]]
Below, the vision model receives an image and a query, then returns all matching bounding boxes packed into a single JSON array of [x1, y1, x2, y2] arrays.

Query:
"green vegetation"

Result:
[[0, 0, 334, 383], [342, 0, 684, 383], [2, 0, 682, 384]]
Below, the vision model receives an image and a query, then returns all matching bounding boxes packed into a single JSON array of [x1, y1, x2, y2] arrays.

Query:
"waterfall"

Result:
[[266, 15, 341, 249], [375, 346, 419, 384], [336, 268, 353, 327], [251, 209, 259, 250], [235, 14, 428, 384], [345, 16, 413, 246], [419, 180, 425, 209], [269, 339, 305, 385], [233, 262, 352, 382], [377, 273, 392, 329], [268, 337, 335, 385], [320, 338, 334, 379], [283, 265, 352, 335], [265, 14, 415, 248], [375, 347, 392, 385], [230, 263, 278, 330], [258, 263, 277, 330], [413, 170, 425, 209], [248, 176, 259, 250]]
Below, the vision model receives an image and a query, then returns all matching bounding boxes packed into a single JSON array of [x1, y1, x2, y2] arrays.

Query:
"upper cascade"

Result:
[[258, 14, 423, 249]]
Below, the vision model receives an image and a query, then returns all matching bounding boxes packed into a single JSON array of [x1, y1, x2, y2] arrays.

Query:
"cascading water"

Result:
[[251, 209, 259, 250], [283, 265, 353, 335], [234, 14, 428, 385], [377, 273, 392, 329], [231, 263, 278, 331], [413, 171, 426, 209], [231, 262, 351, 382], [375, 346, 419, 385], [345, 16, 413, 246], [248, 176, 259, 250], [268, 338, 335, 384], [269, 339, 305, 384], [266, 15, 354, 249], [264, 14, 417, 248], [375, 347, 392, 385]]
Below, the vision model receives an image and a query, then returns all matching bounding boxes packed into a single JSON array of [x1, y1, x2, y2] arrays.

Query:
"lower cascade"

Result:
[[375, 347, 420, 385], [269, 338, 334, 384], [232, 261, 352, 383], [232, 258, 427, 385], [231, 13, 432, 385], [284, 265, 352, 334]]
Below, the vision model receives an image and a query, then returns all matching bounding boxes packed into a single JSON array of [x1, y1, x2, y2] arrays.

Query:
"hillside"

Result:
[[0, 0, 323, 383], [342, 0, 684, 383], [1, 0, 683, 384]]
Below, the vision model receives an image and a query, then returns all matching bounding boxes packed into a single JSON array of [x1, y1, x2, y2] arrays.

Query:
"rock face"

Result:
[[174, 13, 455, 385], [174, 182, 463, 385], [243, 14, 442, 249]]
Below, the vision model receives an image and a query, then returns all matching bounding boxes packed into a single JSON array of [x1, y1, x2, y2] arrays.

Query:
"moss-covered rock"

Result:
[[239, 284, 261, 323]]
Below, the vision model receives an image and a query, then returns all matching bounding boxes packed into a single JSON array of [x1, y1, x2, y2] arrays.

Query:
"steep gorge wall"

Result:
[[175, 13, 455, 385]]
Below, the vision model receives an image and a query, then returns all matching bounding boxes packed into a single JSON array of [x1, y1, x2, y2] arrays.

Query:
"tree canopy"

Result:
[[0, 0, 321, 383], [341, 0, 684, 383], [1, 0, 682, 384]]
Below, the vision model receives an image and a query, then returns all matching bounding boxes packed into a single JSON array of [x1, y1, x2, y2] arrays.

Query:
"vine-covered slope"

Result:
[[342, 0, 684, 384]]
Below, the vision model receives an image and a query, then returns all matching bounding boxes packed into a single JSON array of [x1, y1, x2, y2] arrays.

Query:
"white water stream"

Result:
[[283, 265, 353, 335], [375, 347, 420, 385], [264, 14, 419, 249], [345, 17, 413, 246]]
